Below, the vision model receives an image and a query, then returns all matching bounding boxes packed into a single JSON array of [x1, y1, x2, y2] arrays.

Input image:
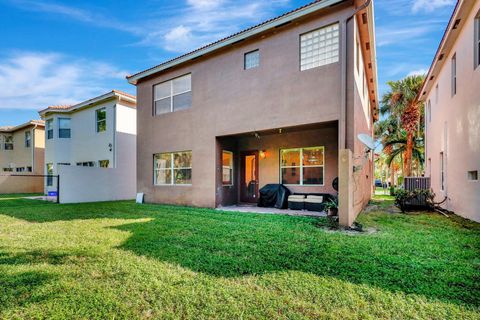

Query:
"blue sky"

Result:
[[0, 0, 456, 126]]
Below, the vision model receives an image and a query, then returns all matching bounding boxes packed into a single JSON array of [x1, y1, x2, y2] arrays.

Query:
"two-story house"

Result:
[[419, 0, 480, 222], [38, 90, 137, 202], [0, 120, 45, 193], [127, 0, 378, 226]]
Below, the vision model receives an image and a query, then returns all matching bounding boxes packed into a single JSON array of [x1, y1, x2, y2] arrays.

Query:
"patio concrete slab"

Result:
[[217, 205, 326, 217]]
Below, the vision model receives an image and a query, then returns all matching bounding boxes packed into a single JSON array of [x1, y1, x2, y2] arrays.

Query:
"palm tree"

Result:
[[383, 130, 425, 179], [374, 117, 402, 185], [380, 75, 425, 177]]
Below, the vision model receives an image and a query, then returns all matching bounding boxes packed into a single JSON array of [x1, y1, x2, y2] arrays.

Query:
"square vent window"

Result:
[[467, 170, 478, 181]]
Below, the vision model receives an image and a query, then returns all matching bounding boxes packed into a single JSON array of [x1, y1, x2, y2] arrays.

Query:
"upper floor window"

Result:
[[96, 108, 106, 132], [58, 118, 71, 138], [222, 151, 233, 186], [25, 131, 31, 148], [154, 151, 192, 185], [451, 53, 457, 96], [280, 147, 324, 185], [475, 12, 480, 69], [244, 50, 259, 69], [154, 74, 192, 115], [4, 136, 13, 150], [427, 100, 431, 123], [46, 119, 53, 139], [356, 40, 360, 74], [300, 23, 339, 71]]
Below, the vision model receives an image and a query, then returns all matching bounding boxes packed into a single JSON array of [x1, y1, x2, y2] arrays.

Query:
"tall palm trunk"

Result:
[[404, 131, 413, 176], [390, 163, 395, 186]]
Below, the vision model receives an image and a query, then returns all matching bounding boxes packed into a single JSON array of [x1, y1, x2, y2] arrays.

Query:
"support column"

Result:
[[339, 149, 354, 227]]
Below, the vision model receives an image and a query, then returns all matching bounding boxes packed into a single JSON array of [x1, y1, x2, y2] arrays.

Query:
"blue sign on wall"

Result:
[[48, 191, 58, 197]]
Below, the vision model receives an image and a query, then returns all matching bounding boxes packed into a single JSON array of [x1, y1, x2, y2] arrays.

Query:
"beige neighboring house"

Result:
[[128, 0, 379, 226], [0, 120, 45, 193], [419, 0, 480, 222], [38, 90, 137, 203]]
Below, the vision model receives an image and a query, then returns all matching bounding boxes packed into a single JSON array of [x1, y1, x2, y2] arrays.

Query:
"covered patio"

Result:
[[215, 121, 339, 211]]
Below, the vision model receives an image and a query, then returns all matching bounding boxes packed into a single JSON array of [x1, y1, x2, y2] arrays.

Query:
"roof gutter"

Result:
[[340, 0, 372, 149]]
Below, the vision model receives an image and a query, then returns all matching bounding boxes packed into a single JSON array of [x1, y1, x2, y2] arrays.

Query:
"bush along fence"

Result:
[[394, 188, 448, 214]]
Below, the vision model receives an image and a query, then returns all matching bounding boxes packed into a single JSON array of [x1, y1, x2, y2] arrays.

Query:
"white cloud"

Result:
[[376, 25, 432, 47], [163, 25, 194, 52], [412, 0, 455, 13], [186, 0, 224, 10], [7, 0, 291, 53], [6, 0, 141, 34], [139, 0, 291, 52], [407, 68, 428, 76], [0, 52, 130, 110]]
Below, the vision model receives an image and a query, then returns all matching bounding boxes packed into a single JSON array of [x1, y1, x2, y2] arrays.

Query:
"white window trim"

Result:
[[222, 150, 234, 186], [153, 74, 192, 115], [280, 146, 325, 186], [154, 151, 192, 186]]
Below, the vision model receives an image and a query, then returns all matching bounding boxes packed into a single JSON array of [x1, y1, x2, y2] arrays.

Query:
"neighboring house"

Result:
[[0, 120, 45, 193], [419, 0, 480, 222], [38, 90, 137, 203], [127, 0, 378, 226]]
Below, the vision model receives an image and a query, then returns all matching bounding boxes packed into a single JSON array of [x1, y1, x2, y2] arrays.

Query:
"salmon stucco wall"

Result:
[[136, 5, 356, 207], [424, 0, 480, 222]]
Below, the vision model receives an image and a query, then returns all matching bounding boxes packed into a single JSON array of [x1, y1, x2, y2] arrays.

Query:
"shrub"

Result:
[[394, 188, 435, 212]]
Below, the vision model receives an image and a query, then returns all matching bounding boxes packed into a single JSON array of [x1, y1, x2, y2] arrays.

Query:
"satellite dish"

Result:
[[332, 177, 338, 191], [357, 134, 376, 151]]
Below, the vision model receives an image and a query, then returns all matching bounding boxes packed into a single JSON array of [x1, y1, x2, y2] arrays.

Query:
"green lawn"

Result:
[[0, 196, 479, 319]]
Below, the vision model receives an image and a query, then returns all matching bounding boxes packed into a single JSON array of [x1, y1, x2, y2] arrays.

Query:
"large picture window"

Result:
[[154, 151, 192, 185], [154, 74, 192, 115], [280, 147, 324, 185], [300, 23, 339, 71], [222, 151, 233, 186]]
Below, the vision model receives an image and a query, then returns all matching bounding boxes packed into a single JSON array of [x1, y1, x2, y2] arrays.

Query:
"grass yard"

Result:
[[0, 195, 479, 319]]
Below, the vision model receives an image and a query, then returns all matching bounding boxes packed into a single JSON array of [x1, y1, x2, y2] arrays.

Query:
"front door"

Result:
[[240, 151, 259, 203]]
